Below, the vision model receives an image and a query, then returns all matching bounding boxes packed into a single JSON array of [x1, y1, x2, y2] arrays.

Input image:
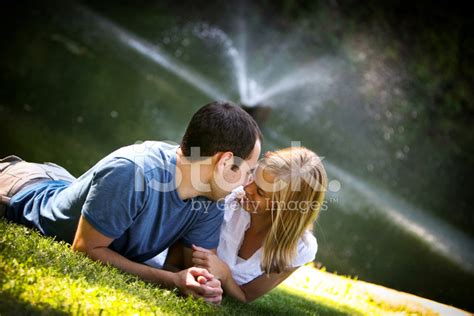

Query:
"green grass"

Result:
[[0, 219, 439, 315], [0, 219, 353, 315]]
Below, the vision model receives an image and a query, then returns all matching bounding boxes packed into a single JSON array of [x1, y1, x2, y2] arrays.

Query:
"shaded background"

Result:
[[1, 0, 473, 311]]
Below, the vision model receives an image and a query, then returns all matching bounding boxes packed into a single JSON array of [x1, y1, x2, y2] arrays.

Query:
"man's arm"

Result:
[[72, 215, 222, 303]]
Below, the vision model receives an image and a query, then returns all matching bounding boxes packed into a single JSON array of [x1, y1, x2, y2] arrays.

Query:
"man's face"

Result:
[[209, 139, 261, 201]]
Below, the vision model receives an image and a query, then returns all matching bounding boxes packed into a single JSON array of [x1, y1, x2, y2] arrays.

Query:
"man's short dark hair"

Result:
[[181, 101, 262, 161]]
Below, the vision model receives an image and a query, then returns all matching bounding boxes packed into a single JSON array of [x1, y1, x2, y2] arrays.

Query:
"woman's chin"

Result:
[[237, 198, 252, 212]]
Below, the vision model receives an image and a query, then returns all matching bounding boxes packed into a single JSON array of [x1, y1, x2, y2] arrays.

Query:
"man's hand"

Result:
[[174, 267, 223, 305], [192, 244, 231, 282], [72, 217, 223, 304], [72, 216, 221, 303], [199, 277, 223, 305]]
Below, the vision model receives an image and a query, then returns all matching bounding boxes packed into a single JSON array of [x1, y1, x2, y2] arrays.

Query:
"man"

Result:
[[0, 101, 262, 304]]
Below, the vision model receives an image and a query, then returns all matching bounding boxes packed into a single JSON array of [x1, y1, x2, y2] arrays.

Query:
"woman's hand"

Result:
[[192, 245, 231, 282]]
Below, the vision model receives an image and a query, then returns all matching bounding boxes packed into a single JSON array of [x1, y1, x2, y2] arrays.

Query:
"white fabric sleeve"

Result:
[[291, 231, 318, 268]]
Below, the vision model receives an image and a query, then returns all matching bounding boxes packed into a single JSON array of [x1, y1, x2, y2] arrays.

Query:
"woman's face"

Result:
[[239, 167, 275, 214]]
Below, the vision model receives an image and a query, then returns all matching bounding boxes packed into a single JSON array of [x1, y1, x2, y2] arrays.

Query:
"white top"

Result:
[[145, 187, 318, 285], [218, 188, 318, 285]]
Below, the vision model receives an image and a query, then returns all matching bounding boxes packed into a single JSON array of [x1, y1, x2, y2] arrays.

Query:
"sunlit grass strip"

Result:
[[280, 264, 456, 316], [280, 266, 407, 315]]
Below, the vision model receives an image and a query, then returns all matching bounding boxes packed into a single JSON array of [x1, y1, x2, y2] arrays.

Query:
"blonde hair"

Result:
[[259, 147, 327, 274]]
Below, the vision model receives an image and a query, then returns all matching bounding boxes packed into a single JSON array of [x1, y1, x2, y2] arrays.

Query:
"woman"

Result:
[[146, 146, 327, 302], [191, 146, 327, 302]]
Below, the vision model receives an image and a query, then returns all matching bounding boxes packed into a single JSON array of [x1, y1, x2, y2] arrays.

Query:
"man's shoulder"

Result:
[[114, 141, 177, 160], [107, 141, 178, 172], [82, 141, 178, 190]]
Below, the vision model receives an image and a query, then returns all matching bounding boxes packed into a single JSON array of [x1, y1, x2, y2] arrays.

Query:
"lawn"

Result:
[[0, 219, 445, 315]]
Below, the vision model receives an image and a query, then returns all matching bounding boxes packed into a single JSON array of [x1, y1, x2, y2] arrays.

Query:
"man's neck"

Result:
[[175, 148, 211, 201]]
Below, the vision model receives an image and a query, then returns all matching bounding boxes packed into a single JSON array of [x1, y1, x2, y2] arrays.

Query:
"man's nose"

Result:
[[244, 171, 254, 186]]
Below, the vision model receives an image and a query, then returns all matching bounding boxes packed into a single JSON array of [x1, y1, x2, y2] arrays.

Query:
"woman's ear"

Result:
[[211, 152, 224, 167]]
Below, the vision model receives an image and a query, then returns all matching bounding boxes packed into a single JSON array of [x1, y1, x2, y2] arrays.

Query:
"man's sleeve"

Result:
[[81, 158, 147, 239], [181, 202, 224, 249]]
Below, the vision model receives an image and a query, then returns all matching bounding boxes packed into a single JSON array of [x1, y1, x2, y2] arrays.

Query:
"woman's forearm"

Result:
[[222, 268, 298, 303], [221, 274, 249, 302]]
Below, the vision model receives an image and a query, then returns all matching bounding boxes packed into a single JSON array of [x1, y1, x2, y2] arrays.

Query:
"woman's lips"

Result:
[[238, 194, 251, 206]]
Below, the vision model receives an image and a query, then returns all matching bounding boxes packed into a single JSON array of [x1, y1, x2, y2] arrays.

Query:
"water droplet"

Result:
[[24, 104, 32, 112], [343, 248, 353, 257], [110, 111, 119, 118], [403, 145, 410, 153], [359, 52, 367, 60], [328, 180, 341, 192], [367, 164, 374, 172], [76, 116, 84, 123], [396, 150, 404, 159]]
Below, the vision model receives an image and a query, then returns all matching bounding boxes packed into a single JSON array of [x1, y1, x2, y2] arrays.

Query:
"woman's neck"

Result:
[[248, 212, 273, 235], [238, 213, 272, 260]]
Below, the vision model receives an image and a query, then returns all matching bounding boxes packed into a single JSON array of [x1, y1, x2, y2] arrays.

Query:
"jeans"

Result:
[[0, 155, 75, 217]]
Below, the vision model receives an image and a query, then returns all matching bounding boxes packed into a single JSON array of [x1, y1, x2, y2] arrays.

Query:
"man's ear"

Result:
[[213, 152, 234, 169]]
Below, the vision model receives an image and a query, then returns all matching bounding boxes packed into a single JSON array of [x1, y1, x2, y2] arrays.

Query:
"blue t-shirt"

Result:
[[7, 141, 224, 262]]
